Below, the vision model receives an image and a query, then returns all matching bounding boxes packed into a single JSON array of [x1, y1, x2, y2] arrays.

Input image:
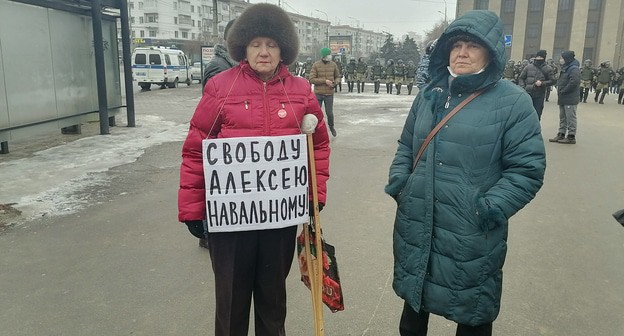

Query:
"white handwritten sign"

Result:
[[202, 134, 309, 232]]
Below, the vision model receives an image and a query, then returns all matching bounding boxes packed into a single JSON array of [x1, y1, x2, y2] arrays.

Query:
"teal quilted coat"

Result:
[[385, 11, 546, 326]]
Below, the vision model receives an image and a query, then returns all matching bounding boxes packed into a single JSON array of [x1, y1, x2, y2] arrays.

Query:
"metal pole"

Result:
[[120, 0, 135, 127], [91, 0, 109, 135]]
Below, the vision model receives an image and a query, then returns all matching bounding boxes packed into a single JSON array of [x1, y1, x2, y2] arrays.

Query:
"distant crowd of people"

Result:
[[288, 55, 422, 95], [503, 56, 624, 104]]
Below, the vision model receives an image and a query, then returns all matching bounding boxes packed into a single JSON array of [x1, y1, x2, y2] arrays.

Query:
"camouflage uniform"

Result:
[[345, 57, 357, 93], [303, 58, 314, 80], [288, 61, 299, 76], [393, 59, 406, 95], [333, 57, 343, 92], [405, 60, 417, 95], [580, 60, 596, 103], [371, 59, 384, 93], [355, 57, 368, 93], [384, 59, 395, 94], [503, 60, 517, 83], [617, 67, 624, 104], [594, 61, 614, 104]]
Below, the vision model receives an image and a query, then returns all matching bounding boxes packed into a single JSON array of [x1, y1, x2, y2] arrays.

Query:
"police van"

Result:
[[131, 47, 192, 90]]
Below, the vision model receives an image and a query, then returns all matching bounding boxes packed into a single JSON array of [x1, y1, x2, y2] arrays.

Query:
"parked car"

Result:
[[191, 62, 203, 83]]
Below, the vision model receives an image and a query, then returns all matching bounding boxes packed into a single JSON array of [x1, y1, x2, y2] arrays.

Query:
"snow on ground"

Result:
[[0, 115, 188, 224]]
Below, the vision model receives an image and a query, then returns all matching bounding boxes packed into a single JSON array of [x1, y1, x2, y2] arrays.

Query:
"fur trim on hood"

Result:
[[227, 4, 299, 65]]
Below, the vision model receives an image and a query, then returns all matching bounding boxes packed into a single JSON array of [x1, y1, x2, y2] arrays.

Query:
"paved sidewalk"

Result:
[[1, 85, 623, 335]]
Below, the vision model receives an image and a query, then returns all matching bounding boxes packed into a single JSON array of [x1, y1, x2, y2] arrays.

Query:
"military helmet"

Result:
[[306, 57, 312, 62], [507, 59, 514, 65], [584, 59, 592, 66], [397, 59, 404, 64], [375, 59, 381, 65], [387, 59, 394, 65], [408, 60, 414, 66], [349, 56, 356, 62]]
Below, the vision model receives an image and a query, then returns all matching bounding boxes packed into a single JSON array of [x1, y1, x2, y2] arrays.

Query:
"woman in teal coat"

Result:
[[385, 11, 546, 335]]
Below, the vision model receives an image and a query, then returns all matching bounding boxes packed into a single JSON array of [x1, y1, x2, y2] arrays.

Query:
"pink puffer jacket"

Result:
[[178, 61, 331, 222]]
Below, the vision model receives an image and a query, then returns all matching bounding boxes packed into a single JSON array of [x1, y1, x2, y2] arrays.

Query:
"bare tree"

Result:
[[423, 19, 448, 46]]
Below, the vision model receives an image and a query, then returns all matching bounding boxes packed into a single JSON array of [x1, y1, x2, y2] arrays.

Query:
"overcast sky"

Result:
[[247, 0, 456, 39]]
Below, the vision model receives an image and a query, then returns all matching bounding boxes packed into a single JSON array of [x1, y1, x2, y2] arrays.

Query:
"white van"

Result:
[[132, 47, 192, 89]]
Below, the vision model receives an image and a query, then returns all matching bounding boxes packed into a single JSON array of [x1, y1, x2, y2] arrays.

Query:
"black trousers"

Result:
[[399, 302, 493, 336], [207, 226, 298, 336], [530, 94, 545, 121]]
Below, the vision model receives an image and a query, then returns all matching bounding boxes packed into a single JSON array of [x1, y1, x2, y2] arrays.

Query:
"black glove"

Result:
[[309, 201, 324, 212], [185, 220, 205, 239]]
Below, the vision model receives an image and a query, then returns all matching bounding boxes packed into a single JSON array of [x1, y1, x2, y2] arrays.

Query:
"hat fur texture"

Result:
[[227, 4, 299, 65]]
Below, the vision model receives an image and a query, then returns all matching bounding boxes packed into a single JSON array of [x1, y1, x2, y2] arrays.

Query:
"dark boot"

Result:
[[361, 82, 365, 92], [594, 90, 599, 102], [583, 88, 589, 103], [580, 88, 584, 101], [386, 83, 390, 93], [549, 133, 565, 142], [357, 82, 361, 93], [618, 89, 624, 104], [389, 84, 393, 94], [396, 84, 401, 95], [558, 134, 576, 144], [408, 83, 413, 95], [599, 89, 607, 104]]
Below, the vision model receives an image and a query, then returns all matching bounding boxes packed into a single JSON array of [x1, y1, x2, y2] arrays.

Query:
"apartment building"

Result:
[[127, 0, 380, 62], [329, 25, 386, 60], [457, 0, 624, 67]]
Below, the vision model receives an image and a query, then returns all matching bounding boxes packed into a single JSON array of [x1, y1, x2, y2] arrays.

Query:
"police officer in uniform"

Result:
[[371, 59, 384, 94], [384, 59, 395, 94], [355, 57, 368, 93], [405, 60, 417, 95], [333, 56, 343, 92], [345, 57, 357, 92], [594, 61, 614, 104], [394, 59, 406, 95], [579, 59, 596, 103]]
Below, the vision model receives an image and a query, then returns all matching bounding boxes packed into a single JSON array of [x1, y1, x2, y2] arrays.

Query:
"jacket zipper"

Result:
[[444, 94, 451, 108], [263, 81, 269, 134]]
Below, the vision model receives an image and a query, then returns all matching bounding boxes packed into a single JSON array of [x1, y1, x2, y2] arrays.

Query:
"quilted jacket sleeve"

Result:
[[178, 81, 222, 222], [485, 92, 546, 220], [306, 89, 331, 205]]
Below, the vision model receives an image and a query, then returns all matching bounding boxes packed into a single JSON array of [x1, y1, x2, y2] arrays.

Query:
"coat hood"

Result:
[[428, 10, 505, 93]]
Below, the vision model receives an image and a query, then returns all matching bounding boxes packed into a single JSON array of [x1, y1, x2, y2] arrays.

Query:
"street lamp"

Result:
[[315, 9, 329, 47]]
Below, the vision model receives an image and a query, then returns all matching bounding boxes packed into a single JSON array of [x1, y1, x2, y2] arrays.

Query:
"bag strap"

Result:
[[412, 89, 484, 170]]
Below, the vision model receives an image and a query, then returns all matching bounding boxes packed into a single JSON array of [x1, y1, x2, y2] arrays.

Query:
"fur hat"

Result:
[[536, 49, 547, 59], [227, 4, 299, 65], [561, 50, 575, 63]]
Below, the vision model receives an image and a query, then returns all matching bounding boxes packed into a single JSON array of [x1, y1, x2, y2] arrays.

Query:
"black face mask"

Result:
[[534, 59, 545, 66]]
